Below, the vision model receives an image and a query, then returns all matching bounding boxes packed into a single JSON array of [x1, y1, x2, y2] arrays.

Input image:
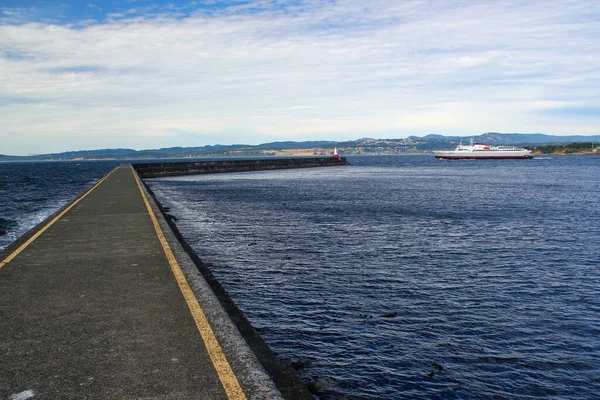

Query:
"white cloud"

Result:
[[1, 0, 599, 154]]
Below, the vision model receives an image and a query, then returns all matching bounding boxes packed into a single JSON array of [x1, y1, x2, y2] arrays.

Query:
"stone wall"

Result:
[[132, 157, 349, 178]]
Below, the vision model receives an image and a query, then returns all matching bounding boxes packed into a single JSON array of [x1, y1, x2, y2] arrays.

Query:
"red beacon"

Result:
[[332, 147, 339, 159]]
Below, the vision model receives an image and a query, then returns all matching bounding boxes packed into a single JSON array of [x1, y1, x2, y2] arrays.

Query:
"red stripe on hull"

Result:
[[434, 155, 533, 160]]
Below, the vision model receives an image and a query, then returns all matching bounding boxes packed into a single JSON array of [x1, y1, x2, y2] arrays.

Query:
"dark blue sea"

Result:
[[148, 155, 600, 399], [2, 156, 600, 399], [0, 160, 122, 251]]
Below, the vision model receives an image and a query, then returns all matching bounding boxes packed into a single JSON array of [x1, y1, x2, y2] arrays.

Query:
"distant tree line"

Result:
[[531, 142, 598, 154]]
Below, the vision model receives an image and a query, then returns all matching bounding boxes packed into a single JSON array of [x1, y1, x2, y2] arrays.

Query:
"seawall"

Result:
[[0, 165, 313, 399], [132, 157, 349, 178]]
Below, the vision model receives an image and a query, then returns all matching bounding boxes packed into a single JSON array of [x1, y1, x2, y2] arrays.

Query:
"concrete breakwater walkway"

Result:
[[0, 165, 313, 399], [133, 157, 349, 178]]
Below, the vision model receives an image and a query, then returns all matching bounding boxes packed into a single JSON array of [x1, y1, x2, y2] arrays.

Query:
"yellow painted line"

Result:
[[0, 166, 120, 269], [131, 165, 246, 400]]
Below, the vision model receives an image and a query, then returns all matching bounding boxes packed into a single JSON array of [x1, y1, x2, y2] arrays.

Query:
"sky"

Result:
[[1, 0, 599, 155]]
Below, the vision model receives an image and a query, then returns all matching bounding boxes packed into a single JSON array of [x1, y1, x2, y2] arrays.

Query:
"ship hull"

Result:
[[434, 151, 533, 160]]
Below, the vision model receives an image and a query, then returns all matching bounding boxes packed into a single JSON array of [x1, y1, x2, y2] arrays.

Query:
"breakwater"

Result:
[[1, 165, 313, 399], [132, 157, 349, 178]]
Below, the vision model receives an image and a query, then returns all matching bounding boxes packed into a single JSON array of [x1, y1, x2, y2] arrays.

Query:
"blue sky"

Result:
[[0, 0, 241, 24], [1, 0, 599, 155]]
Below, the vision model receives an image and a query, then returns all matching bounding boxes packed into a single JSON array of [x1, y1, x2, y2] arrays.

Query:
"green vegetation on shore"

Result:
[[530, 142, 599, 154]]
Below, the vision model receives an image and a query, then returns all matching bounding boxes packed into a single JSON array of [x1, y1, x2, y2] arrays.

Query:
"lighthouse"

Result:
[[332, 147, 339, 159]]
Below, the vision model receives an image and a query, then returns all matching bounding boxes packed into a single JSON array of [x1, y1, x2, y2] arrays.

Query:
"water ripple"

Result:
[[150, 155, 600, 399]]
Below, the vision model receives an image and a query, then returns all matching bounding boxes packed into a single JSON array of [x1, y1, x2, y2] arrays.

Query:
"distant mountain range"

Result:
[[2, 132, 600, 161]]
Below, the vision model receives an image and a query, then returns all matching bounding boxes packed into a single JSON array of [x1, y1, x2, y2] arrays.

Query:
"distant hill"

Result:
[[0, 154, 22, 161], [419, 132, 600, 145], [2, 133, 599, 160], [473, 132, 600, 145]]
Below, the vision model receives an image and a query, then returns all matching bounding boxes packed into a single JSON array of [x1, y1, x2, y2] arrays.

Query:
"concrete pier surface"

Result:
[[0, 165, 312, 400]]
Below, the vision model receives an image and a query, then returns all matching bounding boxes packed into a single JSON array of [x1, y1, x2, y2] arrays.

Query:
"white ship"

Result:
[[433, 139, 533, 160]]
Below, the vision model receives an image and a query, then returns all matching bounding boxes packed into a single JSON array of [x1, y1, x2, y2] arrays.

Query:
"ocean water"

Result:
[[147, 155, 600, 399], [2, 156, 599, 399], [0, 160, 121, 251]]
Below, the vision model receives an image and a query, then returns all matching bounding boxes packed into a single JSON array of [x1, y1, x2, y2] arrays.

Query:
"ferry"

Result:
[[433, 139, 533, 160]]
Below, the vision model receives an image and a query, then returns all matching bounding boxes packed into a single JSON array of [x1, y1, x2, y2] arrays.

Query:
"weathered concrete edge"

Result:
[[138, 172, 315, 400], [0, 166, 311, 399], [132, 157, 350, 178]]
